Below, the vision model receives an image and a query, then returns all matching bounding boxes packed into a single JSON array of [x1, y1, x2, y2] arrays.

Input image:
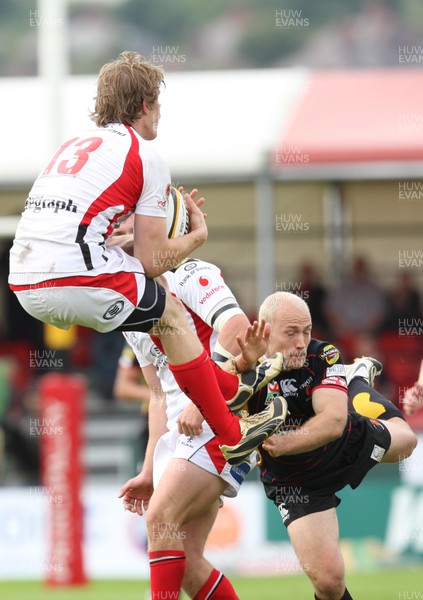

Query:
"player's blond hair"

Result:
[[259, 292, 311, 325], [91, 51, 165, 127]]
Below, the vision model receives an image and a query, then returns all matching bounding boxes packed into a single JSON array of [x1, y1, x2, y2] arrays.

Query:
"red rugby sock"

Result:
[[149, 550, 186, 599], [194, 568, 239, 599], [210, 360, 239, 400], [169, 350, 241, 444]]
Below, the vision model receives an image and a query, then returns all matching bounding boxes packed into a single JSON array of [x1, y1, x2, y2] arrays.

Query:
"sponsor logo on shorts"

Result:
[[103, 300, 124, 320], [371, 444, 386, 462], [230, 461, 252, 485], [278, 503, 290, 523], [319, 344, 340, 365], [180, 435, 194, 448]]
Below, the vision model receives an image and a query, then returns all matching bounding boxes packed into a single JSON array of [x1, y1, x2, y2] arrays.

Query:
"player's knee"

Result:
[[310, 565, 345, 600], [401, 428, 418, 458], [314, 576, 345, 600], [145, 503, 178, 538], [155, 293, 186, 334]]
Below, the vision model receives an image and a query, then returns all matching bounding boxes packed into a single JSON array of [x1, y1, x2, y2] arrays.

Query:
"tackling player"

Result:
[[241, 292, 417, 600]]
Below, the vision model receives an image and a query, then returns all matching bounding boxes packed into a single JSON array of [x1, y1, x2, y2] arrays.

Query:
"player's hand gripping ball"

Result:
[[167, 186, 190, 239]]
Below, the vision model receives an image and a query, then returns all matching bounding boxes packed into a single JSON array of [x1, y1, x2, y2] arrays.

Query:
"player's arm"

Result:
[[139, 364, 168, 480], [134, 191, 208, 278], [262, 388, 348, 457], [113, 364, 151, 405], [119, 364, 167, 514]]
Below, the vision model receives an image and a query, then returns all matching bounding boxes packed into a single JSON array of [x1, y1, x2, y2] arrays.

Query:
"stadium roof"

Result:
[[272, 69, 423, 180], [1, 68, 422, 188]]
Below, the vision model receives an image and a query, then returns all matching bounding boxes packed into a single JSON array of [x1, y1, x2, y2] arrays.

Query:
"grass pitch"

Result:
[[0, 568, 422, 599]]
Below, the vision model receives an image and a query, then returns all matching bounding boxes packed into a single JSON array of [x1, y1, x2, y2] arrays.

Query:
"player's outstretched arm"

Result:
[[118, 364, 167, 515], [231, 319, 272, 373]]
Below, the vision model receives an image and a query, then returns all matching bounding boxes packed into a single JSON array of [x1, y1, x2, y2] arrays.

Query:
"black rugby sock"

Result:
[[314, 589, 352, 600]]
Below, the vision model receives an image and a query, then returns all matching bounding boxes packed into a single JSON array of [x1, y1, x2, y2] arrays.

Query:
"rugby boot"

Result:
[[344, 356, 383, 388], [220, 395, 288, 466], [227, 352, 285, 413]]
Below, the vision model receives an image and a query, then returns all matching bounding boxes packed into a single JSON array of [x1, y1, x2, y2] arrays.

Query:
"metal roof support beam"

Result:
[[323, 182, 349, 283], [255, 171, 275, 310]]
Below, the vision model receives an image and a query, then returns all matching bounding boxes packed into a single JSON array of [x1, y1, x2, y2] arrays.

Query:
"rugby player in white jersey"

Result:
[[8, 52, 287, 596], [119, 257, 264, 599]]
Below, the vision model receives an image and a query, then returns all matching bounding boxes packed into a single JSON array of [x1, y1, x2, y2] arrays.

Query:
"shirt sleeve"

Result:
[[123, 332, 153, 369], [134, 145, 171, 218], [311, 344, 348, 394], [172, 259, 243, 329]]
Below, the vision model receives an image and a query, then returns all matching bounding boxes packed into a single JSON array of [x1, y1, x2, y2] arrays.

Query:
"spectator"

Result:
[[325, 256, 387, 337], [382, 271, 422, 332], [296, 262, 329, 338]]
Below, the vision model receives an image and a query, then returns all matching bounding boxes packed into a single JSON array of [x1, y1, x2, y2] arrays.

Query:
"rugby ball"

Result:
[[167, 186, 190, 239]]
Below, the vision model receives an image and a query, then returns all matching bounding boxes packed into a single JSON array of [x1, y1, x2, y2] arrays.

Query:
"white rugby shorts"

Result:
[[153, 422, 257, 498], [10, 247, 151, 333]]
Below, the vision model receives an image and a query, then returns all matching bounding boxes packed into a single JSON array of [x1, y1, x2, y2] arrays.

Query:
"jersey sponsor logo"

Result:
[[199, 285, 225, 305], [183, 260, 199, 271], [178, 272, 193, 287], [370, 444, 386, 462], [320, 376, 347, 389], [198, 276, 210, 287], [279, 378, 298, 396], [326, 364, 346, 377], [319, 344, 340, 365], [103, 300, 125, 320], [299, 376, 313, 389], [24, 196, 78, 214]]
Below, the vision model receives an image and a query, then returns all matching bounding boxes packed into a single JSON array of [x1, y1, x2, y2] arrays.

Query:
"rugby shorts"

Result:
[[153, 423, 257, 498], [10, 247, 166, 333], [263, 414, 391, 528]]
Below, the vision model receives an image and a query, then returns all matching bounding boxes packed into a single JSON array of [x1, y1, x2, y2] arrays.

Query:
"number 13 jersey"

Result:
[[9, 123, 170, 283]]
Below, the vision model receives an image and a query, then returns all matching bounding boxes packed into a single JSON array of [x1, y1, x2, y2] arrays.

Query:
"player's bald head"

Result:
[[259, 291, 311, 326]]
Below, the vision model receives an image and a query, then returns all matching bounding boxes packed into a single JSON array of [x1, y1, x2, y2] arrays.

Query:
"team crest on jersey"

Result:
[[265, 381, 280, 405], [319, 344, 340, 365]]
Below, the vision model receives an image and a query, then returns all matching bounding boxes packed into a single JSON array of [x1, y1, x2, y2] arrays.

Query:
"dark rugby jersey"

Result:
[[248, 338, 351, 489]]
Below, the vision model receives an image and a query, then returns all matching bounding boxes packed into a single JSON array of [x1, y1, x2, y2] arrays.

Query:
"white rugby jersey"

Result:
[[124, 259, 243, 428], [9, 123, 170, 284]]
